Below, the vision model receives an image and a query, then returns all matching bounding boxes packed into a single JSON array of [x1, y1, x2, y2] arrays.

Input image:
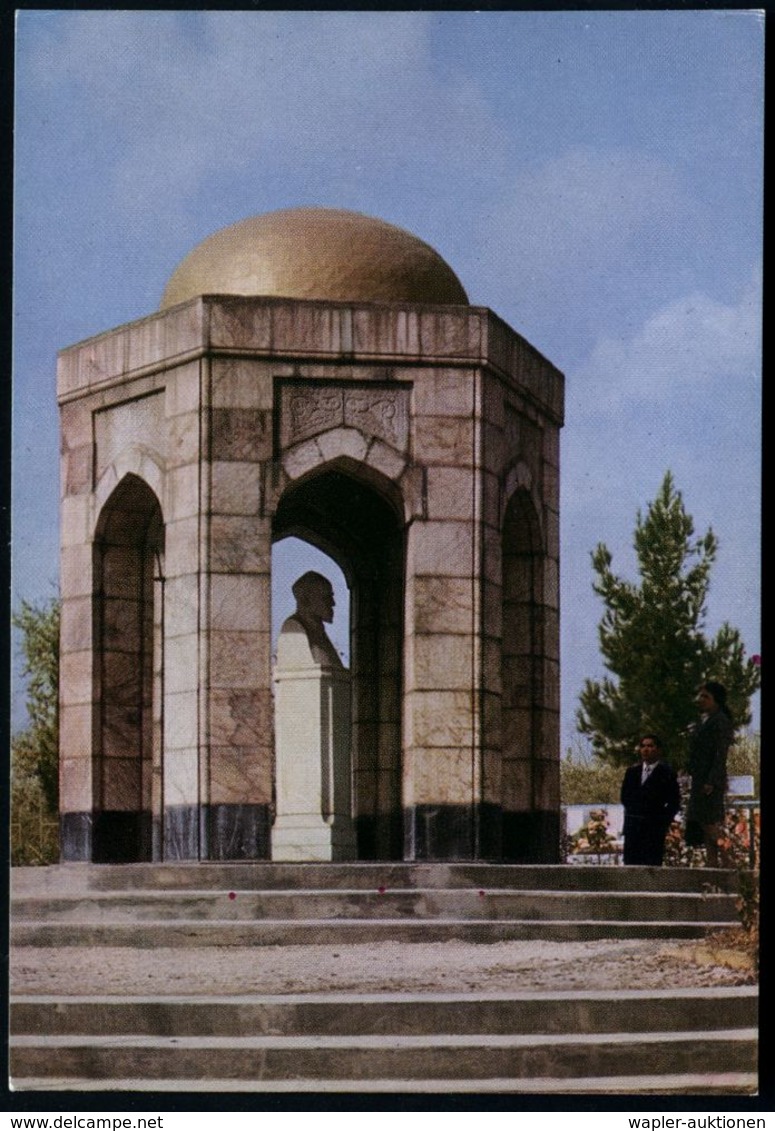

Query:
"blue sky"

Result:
[[12, 10, 762, 744]]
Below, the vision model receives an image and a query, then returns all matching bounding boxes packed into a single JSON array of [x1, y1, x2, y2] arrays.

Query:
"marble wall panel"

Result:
[[377, 723, 402, 770], [60, 597, 91, 655], [502, 707, 532, 757], [164, 690, 200, 751], [412, 370, 475, 418], [59, 754, 93, 812], [167, 463, 200, 520], [501, 757, 533, 810], [127, 316, 167, 374], [533, 757, 560, 809], [60, 651, 93, 706], [209, 574, 269, 633], [481, 746, 503, 805], [271, 302, 342, 355], [542, 459, 560, 504], [482, 637, 503, 693], [163, 749, 200, 807], [364, 438, 406, 481], [164, 633, 200, 695], [482, 374, 506, 431], [207, 687, 273, 751], [210, 358, 276, 410], [209, 461, 261, 516], [76, 330, 128, 392], [404, 747, 475, 806], [425, 466, 476, 521], [502, 603, 533, 651], [414, 416, 474, 467], [409, 521, 474, 577], [543, 658, 560, 711], [419, 310, 477, 358], [163, 301, 205, 361], [482, 580, 503, 638], [483, 525, 503, 585], [481, 691, 502, 749], [167, 411, 200, 469], [165, 516, 200, 580], [211, 408, 270, 462], [60, 400, 92, 448], [412, 576, 474, 635], [408, 633, 474, 691], [102, 757, 142, 810], [101, 653, 141, 707], [59, 702, 93, 756], [406, 690, 474, 749], [164, 575, 200, 639], [208, 744, 271, 805], [60, 496, 92, 548], [210, 516, 270, 574], [164, 361, 201, 420], [60, 546, 94, 599], [207, 299, 274, 352], [209, 629, 271, 689], [62, 444, 92, 495], [94, 392, 166, 482]]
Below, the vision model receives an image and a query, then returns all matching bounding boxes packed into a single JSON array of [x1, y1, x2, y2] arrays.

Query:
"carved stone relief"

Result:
[[279, 382, 409, 453]]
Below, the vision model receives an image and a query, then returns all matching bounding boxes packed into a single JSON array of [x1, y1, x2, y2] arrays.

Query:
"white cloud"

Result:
[[476, 147, 688, 281], [572, 271, 761, 411], [23, 12, 509, 227]]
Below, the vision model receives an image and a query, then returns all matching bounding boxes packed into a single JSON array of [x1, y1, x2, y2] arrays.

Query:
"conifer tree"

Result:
[[12, 596, 61, 811], [577, 472, 760, 768]]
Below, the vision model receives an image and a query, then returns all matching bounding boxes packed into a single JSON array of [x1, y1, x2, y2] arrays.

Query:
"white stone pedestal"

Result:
[[271, 622, 356, 861]]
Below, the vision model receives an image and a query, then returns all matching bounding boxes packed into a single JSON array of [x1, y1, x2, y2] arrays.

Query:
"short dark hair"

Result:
[[639, 733, 662, 749]]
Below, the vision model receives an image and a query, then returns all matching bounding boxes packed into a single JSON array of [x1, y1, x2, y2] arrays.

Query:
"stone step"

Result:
[[9, 1073, 758, 1095], [11, 888, 739, 923], [11, 988, 757, 1038], [10, 916, 739, 947], [9, 1028, 758, 1085], [10, 862, 740, 895]]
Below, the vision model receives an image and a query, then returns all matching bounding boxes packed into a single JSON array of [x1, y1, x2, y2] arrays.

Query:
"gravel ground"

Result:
[[10, 937, 756, 996]]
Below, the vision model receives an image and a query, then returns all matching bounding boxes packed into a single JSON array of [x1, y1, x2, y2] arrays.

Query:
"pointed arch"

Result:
[[92, 474, 165, 862], [501, 486, 545, 861], [272, 461, 405, 859]]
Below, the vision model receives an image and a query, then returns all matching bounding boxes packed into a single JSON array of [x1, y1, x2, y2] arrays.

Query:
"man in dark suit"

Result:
[[621, 734, 681, 865]]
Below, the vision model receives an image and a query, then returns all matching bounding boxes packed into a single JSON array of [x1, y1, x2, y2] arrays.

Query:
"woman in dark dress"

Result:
[[686, 681, 734, 867]]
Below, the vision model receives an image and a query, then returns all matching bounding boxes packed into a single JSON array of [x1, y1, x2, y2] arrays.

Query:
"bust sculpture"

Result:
[[278, 571, 344, 669], [271, 570, 355, 860]]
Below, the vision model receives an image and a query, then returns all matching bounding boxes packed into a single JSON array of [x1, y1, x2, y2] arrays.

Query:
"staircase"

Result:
[[9, 863, 757, 1094]]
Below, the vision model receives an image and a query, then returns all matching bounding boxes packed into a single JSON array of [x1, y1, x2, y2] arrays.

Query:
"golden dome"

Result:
[[159, 207, 468, 309]]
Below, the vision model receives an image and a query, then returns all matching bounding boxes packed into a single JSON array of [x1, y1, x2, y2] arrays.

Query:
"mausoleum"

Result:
[[57, 207, 564, 865]]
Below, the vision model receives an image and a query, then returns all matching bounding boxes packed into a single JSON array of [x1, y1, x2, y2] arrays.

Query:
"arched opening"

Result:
[[93, 474, 164, 863], [272, 465, 405, 859], [501, 488, 544, 862]]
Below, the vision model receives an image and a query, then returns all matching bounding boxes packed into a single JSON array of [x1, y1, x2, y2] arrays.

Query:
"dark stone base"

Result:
[[93, 811, 152, 863], [61, 804, 559, 863], [404, 802, 502, 861], [502, 809, 561, 863], [163, 804, 200, 860], [355, 813, 404, 860], [205, 803, 271, 860], [60, 811, 93, 862], [404, 804, 559, 862], [60, 806, 272, 862]]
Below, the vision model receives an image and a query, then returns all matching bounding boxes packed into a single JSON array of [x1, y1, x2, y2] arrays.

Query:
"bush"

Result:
[[11, 771, 59, 866], [560, 742, 623, 804]]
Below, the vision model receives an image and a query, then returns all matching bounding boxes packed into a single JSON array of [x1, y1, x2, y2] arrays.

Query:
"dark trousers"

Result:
[[623, 815, 669, 865]]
